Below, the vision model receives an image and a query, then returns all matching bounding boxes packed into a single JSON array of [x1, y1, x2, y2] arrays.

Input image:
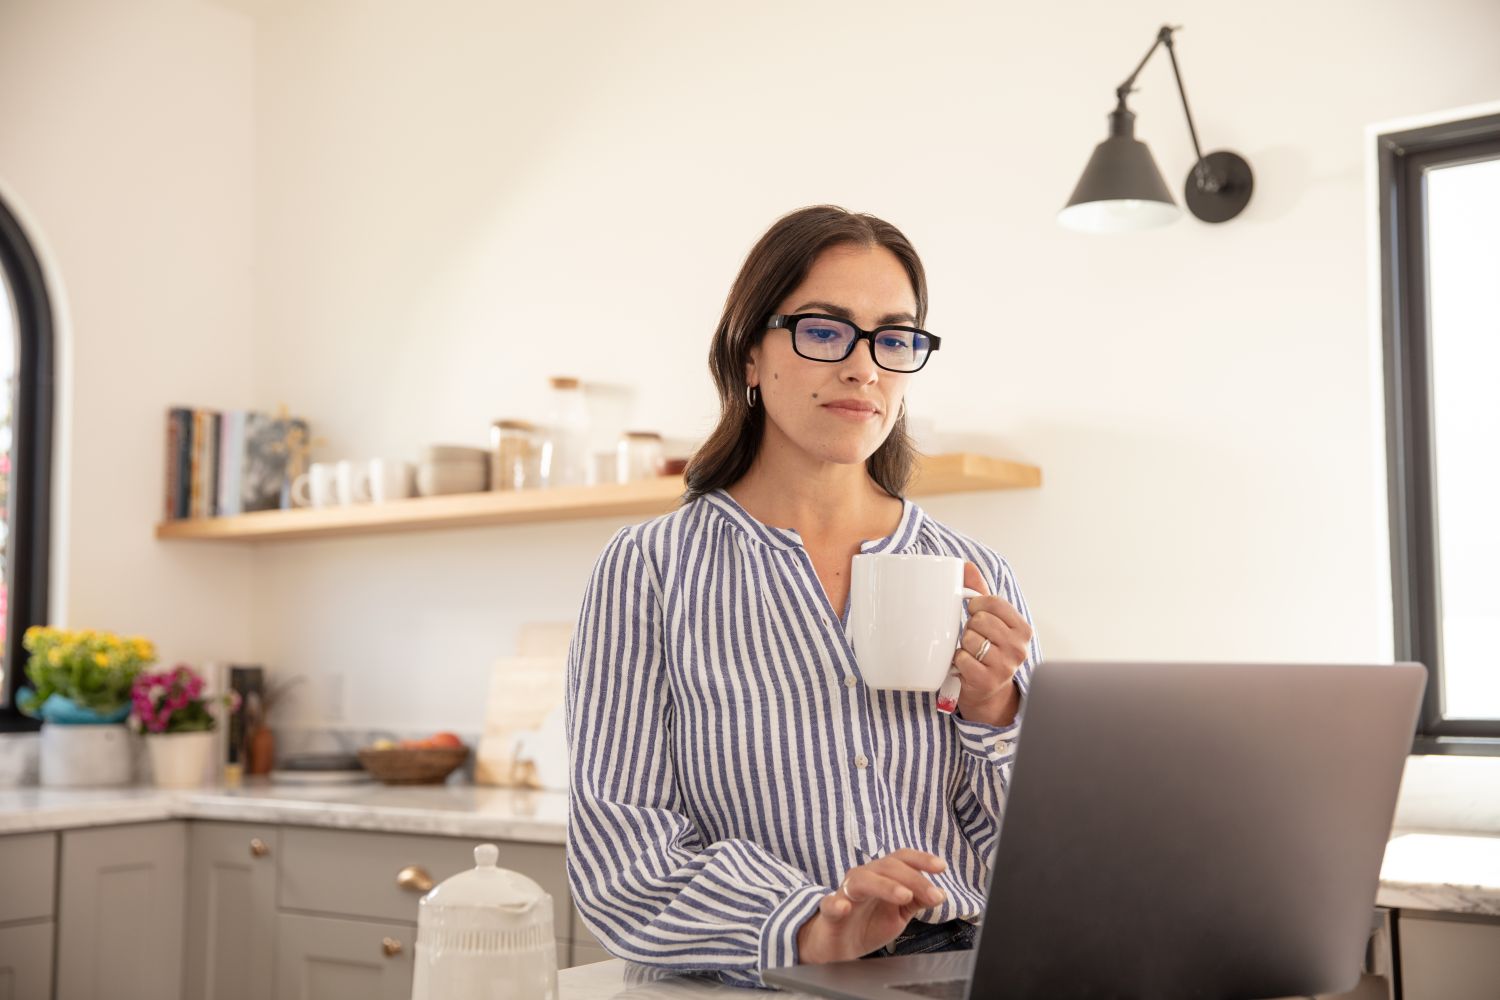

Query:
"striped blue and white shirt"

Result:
[[565, 488, 1041, 988]]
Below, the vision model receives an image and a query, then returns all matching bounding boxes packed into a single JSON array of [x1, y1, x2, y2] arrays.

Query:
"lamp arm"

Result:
[[1114, 25, 1217, 193]]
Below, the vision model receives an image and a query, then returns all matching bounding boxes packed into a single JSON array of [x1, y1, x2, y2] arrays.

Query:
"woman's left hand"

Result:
[[951, 562, 1032, 728]]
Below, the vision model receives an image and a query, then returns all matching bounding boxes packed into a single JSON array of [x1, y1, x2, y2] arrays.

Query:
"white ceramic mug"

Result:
[[291, 462, 339, 509], [847, 554, 981, 691], [366, 458, 414, 503], [334, 459, 372, 505]]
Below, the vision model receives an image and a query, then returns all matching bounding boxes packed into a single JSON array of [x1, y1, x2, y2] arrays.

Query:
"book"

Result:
[[189, 410, 203, 518], [240, 411, 308, 513], [217, 411, 246, 518], [164, 408, 184, 521], [164, 407, 309, 518], [206, 410, 222, 517]]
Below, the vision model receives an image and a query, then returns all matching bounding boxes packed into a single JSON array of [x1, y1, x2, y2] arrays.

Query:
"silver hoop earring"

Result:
[[746, 384, 759, 408]]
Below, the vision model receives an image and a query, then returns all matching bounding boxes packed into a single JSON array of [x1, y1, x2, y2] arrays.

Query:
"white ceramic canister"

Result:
[[410, 843, 557, 1000]]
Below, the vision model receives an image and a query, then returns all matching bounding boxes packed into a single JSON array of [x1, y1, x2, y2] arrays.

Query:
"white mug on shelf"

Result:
[[291, 462, 338, 509], [334, 459, 372, 505], [366, 458, 414, 503], [847, 554, 982, 691]]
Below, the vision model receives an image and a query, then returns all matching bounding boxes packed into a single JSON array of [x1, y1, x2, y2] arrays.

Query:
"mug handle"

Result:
[[937, 587, 985, 714], [290, 473, 312, 508]]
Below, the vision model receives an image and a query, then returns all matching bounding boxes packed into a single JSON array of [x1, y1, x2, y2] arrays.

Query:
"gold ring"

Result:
[[974, 638, 992, 662]]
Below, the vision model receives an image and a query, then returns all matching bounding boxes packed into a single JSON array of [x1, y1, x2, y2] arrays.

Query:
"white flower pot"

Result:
[[145, 731, 216, 788], [39, 723, 136, 787]]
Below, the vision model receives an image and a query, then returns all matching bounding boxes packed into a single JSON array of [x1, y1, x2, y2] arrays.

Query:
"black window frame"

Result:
[[0, 193, 55, 733], [1379, 110, 1500, 756]]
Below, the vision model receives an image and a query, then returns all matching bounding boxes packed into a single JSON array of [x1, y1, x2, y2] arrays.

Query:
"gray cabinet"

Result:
[[275, 912, 413, 1000], [570, 903, 612, 968], [0, 831, 57, 999], [0, 921, 54, 1000], [1398, 910, 1500, 1000], [279, 826, 570, 938], [184, 822, 279, 1000], [57, 821, 186, 1000], [0, 832, 55, 924]]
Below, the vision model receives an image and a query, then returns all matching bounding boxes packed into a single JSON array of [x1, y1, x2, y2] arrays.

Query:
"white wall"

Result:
[[6, 0, 1500, 734], [0, 0, 257, 668], [248, 0, 1500, 731]]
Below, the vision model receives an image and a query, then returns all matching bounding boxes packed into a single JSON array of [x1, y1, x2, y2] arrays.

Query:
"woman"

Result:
[[566, 206, 1041, 987]]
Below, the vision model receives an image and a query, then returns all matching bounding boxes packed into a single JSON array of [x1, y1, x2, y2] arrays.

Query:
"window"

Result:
[[0, 193, 55, 732], [1380, 111, 1500, 753]]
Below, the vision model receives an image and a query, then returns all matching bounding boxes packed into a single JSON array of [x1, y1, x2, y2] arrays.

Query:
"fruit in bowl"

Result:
[[396, 731, 463, 750], [358, 731, 469, 784]]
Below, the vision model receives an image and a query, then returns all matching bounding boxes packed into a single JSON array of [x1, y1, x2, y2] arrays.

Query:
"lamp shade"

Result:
[[1058, 109, 1181, 233]]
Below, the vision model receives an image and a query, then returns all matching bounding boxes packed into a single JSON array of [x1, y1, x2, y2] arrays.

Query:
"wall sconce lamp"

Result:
[[1059, 25, 1253, 233]]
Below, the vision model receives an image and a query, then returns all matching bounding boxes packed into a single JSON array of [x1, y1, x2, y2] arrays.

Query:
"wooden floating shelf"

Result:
[[154, 452, 1041, 543]]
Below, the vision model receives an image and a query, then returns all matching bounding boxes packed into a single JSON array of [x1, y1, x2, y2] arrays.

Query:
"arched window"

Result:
[[0, 193, 56, 731]]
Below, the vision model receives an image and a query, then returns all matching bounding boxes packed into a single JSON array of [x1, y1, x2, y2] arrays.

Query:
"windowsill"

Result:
[[0, 710, 41, 734], [1412, 736, 1500, 758]]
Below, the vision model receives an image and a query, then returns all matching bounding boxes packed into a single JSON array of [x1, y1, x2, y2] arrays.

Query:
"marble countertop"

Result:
[[1376, 831, 1500, 915], [1, 782, 1497, 916], [0, 781, 568, 843], [559, 960, 781, 1000]]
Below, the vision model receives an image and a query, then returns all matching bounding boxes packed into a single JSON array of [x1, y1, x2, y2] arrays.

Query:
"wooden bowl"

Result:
[[357, 745, 469, 785]]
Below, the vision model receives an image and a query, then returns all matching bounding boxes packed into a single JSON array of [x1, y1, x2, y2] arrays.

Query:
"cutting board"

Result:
[[474, 622, 574, 787]]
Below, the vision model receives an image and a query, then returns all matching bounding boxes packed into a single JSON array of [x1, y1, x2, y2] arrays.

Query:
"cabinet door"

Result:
[[185, 822, 278, 1000], [57, 821, 186, 1000], [0, 921, 54, 1000], [1398, 910, 1500, 1000], [275, 912, 413, 1000], [0, 832, 56, 924]]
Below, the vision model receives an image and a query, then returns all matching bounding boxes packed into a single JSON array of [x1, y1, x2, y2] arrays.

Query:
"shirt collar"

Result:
[[703, 488, 923, 554]]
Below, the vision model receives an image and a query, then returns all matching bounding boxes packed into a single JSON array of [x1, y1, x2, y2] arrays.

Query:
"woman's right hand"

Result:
[[796, 850, 948, 964]]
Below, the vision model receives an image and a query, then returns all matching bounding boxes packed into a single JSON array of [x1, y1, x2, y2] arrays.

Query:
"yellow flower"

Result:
[[48, 649, 62, 666], [94, 652, 109, 668]]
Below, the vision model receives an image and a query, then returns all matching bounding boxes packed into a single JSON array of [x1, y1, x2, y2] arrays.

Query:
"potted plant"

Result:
[[19, 627, 156, 787], [130, 664, 228, 788]]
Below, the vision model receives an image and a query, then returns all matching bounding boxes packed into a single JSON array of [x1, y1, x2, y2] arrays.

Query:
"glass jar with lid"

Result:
[[489, 419, 539, 491], [538, 376, 590, 489], [616, 430, 665, 484]]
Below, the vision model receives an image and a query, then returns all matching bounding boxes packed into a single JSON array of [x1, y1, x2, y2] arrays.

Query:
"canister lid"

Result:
[[416, 844, 555, 952], [420, 844, 550, 913]]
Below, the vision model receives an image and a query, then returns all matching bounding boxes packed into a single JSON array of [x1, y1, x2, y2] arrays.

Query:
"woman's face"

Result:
[[746, 243, 919, 467]]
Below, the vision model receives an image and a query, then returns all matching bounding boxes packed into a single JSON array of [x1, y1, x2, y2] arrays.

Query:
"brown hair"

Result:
[[683, 205, 928, 501]]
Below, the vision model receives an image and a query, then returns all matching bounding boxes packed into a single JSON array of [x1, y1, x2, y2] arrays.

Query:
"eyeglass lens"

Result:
[[792, 316, 931, 372]]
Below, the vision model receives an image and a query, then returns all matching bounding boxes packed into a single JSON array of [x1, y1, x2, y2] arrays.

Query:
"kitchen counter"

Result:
[[0, 780, 568, 843], [1377, 831, 1500, 915], [0, 785, 1497, 917], [559, 960, 774, 999]]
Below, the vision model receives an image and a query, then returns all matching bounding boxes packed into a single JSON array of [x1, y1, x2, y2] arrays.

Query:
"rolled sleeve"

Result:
[[951, 666, 1029, 766]]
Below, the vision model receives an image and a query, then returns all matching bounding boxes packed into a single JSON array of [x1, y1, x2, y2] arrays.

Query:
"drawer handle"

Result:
[[249, 838, 270, 858], [381, 937, 403, 958], [396, 865, 435, 893]]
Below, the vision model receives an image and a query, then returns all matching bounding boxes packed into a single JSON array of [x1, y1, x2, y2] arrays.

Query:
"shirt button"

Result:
[[844, 675, 858, 689], [854, 755, 869, 769]]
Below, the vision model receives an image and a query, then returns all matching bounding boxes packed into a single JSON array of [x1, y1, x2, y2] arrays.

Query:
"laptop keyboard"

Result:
[[891, 979, 968, 1000]]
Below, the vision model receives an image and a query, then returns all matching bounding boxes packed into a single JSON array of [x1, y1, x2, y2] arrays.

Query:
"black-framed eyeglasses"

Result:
[[767, 314, 941, 373]]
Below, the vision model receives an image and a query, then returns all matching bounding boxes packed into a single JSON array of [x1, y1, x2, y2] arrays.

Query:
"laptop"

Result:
[[763, 660, 1426, 1000]]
